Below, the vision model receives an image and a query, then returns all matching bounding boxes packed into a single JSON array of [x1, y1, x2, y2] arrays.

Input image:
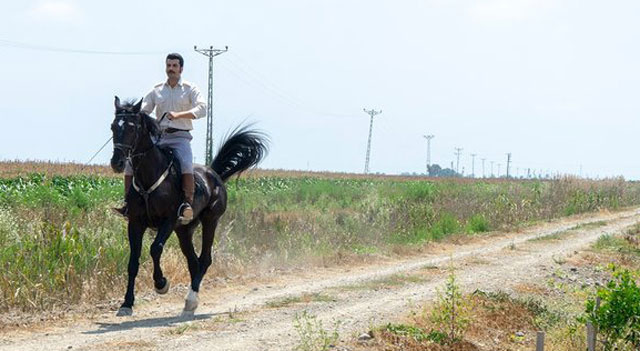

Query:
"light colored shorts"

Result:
[[125, 131, 193, 175]]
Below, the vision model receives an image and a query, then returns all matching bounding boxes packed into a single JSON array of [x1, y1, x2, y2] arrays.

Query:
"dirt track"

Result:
[[2, 208, 639, 351]]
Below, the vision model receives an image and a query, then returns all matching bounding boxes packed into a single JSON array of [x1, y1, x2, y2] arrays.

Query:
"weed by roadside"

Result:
[[293, 311, 340, 351]]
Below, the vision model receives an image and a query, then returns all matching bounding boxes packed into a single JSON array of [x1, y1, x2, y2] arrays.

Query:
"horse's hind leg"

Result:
[[176, 223, 201, 315], [199, 215, 219, 278]]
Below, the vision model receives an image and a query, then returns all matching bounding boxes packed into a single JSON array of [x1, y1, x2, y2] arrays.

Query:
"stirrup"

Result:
[[177, 202, 193, 224], [111, 202, 129, 219]]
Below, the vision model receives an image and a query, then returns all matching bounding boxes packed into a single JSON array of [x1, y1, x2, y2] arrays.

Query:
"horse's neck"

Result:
[[131, 139, 169, 188]]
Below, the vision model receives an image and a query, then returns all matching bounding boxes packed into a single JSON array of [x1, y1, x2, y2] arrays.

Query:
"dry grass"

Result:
[[357, 292, 543, 351], [91, 340, 157, 351]]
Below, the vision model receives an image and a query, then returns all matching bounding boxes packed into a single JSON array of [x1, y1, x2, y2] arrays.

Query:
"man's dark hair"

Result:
[[166, 53, 184, 68]]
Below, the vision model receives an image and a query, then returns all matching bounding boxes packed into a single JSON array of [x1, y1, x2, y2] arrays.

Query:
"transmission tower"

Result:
[[497, 163, 501, 177], [506, 153, 512, 178], [194, 45, 228, 165], [363, 108, 382, 174], [481, 158, 486, 178], [454, 148, 463, 174], [490, 161, 494, 177], [470, 153, 477, 178], [423, 134, 434, 174]]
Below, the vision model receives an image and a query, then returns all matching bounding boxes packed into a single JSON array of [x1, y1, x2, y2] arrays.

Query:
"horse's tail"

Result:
[[211, 124, 269, 182]]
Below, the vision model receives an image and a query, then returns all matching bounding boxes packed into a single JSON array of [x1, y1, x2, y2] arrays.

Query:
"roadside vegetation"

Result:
[[357, 224, 640, 351], [1, 162, 640, 316]]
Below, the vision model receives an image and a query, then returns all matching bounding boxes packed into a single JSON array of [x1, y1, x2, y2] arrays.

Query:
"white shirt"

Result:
[[141, 79, 206, 131]]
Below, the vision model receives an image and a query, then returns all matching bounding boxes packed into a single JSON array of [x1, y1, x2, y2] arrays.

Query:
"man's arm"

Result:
[[167, 86, 207, 120]]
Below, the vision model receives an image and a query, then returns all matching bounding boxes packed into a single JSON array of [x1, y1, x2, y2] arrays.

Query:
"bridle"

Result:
[[113, 112, 149, 161], [112, 110, 173, 225]]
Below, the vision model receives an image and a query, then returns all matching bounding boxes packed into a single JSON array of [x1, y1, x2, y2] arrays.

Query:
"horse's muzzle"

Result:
[[111, 150, 126, 173]]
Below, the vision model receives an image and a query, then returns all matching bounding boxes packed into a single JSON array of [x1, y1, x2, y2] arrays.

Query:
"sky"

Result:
[[1, 0, 639, 179]]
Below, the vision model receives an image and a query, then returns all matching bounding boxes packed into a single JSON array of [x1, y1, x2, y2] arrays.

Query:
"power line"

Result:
[[225, 52, 357, 119], [0, 39, 162, 55], [363, 108, 382, 174]]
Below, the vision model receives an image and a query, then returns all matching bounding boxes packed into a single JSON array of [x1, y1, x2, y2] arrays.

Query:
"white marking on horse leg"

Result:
[[183, 288, 199, 313]]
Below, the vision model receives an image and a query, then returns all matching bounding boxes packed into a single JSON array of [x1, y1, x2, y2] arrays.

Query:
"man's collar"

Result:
[[165, 78, 183, 87]]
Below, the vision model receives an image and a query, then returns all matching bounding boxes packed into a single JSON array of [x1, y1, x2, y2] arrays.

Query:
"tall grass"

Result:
[[1, 170, 639, 313]]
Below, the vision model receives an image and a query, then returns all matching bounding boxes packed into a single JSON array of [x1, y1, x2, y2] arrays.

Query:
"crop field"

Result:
[[2, 161, 640, 315]]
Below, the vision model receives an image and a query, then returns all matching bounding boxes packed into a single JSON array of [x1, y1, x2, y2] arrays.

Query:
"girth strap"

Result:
[[132, 159, 174, 223]]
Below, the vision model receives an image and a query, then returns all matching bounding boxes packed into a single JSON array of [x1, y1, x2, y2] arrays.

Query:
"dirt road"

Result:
[[2, 208, 639, 351]]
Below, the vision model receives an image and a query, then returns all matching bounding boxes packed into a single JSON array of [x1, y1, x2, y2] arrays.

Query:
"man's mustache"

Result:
[[168, 70, 176, 74]]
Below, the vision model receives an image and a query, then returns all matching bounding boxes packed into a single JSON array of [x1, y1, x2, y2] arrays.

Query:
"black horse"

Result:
[[110, 97, 267, 316]]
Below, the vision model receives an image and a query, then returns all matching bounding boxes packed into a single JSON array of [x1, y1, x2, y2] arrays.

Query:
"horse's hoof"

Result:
[[116, 307, 133, 317], [183, 288, 199, 313], [154, 279, 170, 295], [180, 309, 195, 318]]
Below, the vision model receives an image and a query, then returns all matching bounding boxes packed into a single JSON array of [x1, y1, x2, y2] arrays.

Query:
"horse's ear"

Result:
[[114, 96, 121, 109], [133, 98, 143, 113]]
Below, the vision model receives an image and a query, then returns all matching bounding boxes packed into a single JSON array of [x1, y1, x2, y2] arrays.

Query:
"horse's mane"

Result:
[[119, 99, 161, 137]]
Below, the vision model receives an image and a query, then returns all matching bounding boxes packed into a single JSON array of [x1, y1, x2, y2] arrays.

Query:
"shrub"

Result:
[[429, 269, 473, 343], [584, 265, 640, 350], [466, 214, 490, 234]]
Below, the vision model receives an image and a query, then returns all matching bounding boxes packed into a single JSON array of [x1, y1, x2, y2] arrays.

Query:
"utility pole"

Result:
[[470, 153, 477, 178], [454, 147, 463, 174], [423, 134, 434, 174], [363, 108, 382, 174], [506, 153, 512, 178], [490, 161, 494, 178], [497, 163, 501, 177], [481, 158, 486, 178], [194, 45, 228, 165]]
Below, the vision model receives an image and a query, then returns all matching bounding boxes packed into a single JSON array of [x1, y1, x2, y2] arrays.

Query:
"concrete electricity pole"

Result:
[[481, 158, 486, 178], [194, 45, 228, 165], [363, 108, 382, 174], [497, 163, 501, 177], [490, 161, 494, 178], [454, 147, 463, 174], [506, 153, 512, 178], [470, 153, 477, 178], [423, 134, 434, 174]]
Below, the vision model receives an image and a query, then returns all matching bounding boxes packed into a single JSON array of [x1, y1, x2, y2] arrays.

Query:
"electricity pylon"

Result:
[[194, 45, 228, 164], [363, 108, 382, 174], [470, 153, 477, 178], [423, 134, 434, 174], [454, 147, 463, 174]]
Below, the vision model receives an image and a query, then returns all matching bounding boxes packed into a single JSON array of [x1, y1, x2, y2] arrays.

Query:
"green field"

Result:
[[1, 169, 639, 313]]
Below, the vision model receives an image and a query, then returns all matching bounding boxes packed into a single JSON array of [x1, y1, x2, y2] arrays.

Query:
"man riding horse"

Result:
[[114, 52, 205, 224]]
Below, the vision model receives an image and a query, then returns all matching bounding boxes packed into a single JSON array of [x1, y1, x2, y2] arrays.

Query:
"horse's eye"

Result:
[[117, 120, 125, 127]]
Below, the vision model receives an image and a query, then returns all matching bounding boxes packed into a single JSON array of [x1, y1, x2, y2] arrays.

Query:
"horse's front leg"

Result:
[[117, 220, 146, 316], [150, 219, 176, 295]]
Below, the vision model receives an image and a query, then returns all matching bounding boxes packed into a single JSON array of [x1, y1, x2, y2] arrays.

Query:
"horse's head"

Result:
[[110, 96, 160, 173]]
